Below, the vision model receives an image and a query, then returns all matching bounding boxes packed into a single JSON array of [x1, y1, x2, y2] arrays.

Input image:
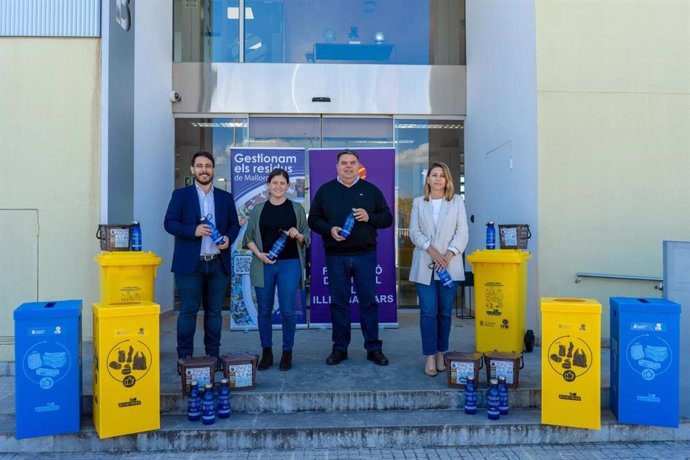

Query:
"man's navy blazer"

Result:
[[164, 185, 240, 275]]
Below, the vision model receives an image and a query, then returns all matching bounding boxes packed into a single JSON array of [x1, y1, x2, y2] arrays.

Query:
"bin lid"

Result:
[[93, 302, 160, 317], [13, 300, 81, 320], [541, 297, 602, 314], [610, 297, 681, 314], [466, 249, 532, 265], [94, 251, 162, 267]]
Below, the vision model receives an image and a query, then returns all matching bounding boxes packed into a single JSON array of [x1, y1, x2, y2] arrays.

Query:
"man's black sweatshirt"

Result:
[[308, 179, 393, 256]]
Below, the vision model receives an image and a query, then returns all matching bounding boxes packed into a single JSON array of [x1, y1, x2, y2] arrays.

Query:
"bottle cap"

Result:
[[205, 383, 213, 389], [132, 221, 140, 225], [498, 376, 506, 382], [487, 221, 494, 225], [221, 378, 228, 384], [489, 378, 498, 385]]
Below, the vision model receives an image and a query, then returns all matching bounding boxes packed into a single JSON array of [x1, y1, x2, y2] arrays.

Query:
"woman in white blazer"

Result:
[[408, 162, 469, 376]]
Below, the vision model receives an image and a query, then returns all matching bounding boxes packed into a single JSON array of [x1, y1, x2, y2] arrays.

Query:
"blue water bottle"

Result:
[[267, 231, 288, 261], [486, 378, 500, 420], [187, 381, 201, 422], [339, 209, 356, 238], [200, 215, 225, 246], [201, 383, 216, 425], [436, 267, 455, 288], [486, 221, 496, 250], [463, 375, 478, 415], [130, 221, 142, 251], [498, 375, 509, 415], [217, 378, 231, 419]]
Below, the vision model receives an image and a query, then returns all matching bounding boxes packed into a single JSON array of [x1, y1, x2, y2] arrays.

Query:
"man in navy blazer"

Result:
[[164, 151, 240, 365]]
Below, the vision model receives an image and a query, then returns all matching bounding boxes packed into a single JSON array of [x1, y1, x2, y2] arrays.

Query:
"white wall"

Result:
[[0, 38, 101, 359], [536, 0, 690, 337], [465, 1, 539, 330], [133, 1, 175, 311]]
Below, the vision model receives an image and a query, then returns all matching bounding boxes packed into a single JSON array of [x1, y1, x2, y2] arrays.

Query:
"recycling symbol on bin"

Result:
[[106, 339, 152, 388], [547, 335, 593, 382], [626, 334, 672, 381]]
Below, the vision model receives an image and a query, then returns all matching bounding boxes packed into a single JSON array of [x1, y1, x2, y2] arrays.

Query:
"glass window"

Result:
[[322, 117, 394, 148], [173, 117, 249, 191], [394, 118, 464, 307], [174, 0, 465, 64]]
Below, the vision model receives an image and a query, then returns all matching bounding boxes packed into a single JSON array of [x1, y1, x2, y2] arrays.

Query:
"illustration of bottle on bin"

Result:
[[464, 375, 478, 415], [267, 230, 289, 261], [486, 221, 496, 249], [339, 209, 356, 238], [130, 221, 142, 251], [201, 383, 216, 425], [486, 378, 500, 420], [200, 215, 225, 246], [217, 378, 231, 419], [498, 375, 509, 415], [187, 381, 201, 422]]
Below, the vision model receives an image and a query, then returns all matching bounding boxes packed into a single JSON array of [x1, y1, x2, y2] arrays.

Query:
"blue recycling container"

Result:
[[610, 297, 680, 427], [13, 300, 82, 439]]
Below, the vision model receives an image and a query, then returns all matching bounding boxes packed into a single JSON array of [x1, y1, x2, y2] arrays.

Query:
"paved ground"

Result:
[[1, 441, 690, 459]]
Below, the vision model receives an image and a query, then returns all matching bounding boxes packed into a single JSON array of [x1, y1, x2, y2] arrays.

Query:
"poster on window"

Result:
[[229, 147, 307, 330], [308, 148, 398, 327]]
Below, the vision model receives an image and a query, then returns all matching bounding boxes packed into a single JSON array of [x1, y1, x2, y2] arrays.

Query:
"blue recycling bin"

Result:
[[13, 300, 82, 439], [610, 297, 680, 427]]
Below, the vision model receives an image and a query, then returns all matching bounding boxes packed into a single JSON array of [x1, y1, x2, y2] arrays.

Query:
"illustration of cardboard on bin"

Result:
[[14, 300, 82, 439], [541, 297, 601, 430], [610, 297, 680, 428]]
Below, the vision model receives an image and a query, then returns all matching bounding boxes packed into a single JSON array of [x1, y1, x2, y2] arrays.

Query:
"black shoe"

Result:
[[367, 349, 389, 366], [279, 350, 293, 371], [326, 349, 348, 365], [258, 347, 273, 371]]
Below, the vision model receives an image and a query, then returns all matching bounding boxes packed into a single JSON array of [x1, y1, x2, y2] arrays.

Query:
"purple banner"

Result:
[[229, 147, 307, 330], [308, 148, 398, 326]]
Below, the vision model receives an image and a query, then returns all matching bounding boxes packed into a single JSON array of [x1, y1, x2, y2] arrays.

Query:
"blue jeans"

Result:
[[254, 258, 300, 351], [325, 251, 382, 352], [416, 275, 457, 356], [175, 258, 230, 359]]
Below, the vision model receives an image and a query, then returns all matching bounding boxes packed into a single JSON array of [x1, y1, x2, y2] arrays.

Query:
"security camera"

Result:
[[168, 90, 181, 103]]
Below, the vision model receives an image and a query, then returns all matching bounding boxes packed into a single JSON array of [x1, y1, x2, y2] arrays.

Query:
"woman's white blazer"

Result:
[[408, 194, 469, 285]]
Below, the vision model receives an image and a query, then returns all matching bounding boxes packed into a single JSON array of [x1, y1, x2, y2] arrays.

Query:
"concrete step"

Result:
[[1, 409, 687, 452], [74, 386, 607, 415]]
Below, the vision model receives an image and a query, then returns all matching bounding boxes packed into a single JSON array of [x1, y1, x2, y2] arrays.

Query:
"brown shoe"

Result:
[[258, 347, 273, 370], [279, 350, 292, 371]]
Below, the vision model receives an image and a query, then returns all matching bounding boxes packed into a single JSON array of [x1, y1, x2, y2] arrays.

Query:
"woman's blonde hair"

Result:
[[423, 161, 455, 201]]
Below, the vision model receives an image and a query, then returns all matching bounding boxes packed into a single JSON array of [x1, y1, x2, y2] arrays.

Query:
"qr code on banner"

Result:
[[233, 255, 252, 275]]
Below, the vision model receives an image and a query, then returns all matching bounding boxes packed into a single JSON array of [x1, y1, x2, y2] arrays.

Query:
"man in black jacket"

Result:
[[308, 150, 393, 366]]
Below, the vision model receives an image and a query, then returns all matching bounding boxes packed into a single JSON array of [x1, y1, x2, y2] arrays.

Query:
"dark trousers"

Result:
[[325, 251, 382, 352]]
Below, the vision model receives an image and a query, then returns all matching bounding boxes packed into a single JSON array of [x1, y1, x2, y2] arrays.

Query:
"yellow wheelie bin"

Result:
[[95, 251, 162, 303], [466, 250, 531, 353], [541, 297, 601, 430]]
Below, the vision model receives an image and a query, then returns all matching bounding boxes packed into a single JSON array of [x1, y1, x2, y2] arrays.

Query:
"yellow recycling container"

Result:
[[541, 297, 601, 430], [95, 251, 162, 303], [93, 302, 160, 438], [466, 250, 531, 353]]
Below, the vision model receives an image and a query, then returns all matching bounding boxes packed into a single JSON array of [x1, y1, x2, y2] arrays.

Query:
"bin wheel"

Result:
[[524, 329, 535, 353]]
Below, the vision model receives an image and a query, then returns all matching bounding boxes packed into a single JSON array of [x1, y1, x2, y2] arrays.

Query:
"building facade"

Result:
[[1, 0, 688, 364]]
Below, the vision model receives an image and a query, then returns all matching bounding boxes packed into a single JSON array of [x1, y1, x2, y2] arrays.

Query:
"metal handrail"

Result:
[[575, 272, 663, 290]]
